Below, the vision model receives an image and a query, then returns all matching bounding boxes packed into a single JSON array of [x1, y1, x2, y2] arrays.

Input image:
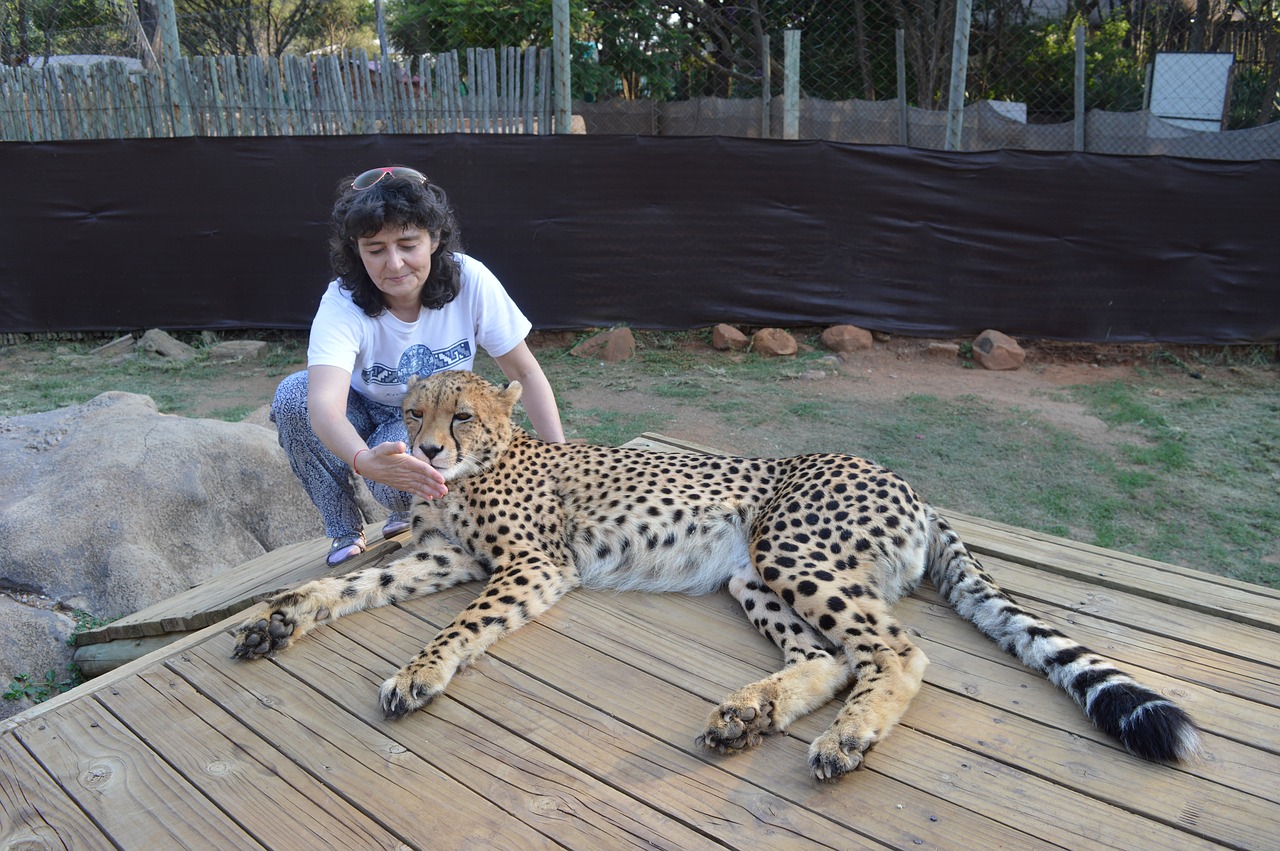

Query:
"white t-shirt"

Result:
[[307, 253, 531, 406]]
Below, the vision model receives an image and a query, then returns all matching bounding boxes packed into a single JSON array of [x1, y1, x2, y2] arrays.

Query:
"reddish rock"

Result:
[[712, 324, 750, 351], [569, 327, 635, 362], [751, 328, 798, 357], [972, 329, 1025, 371], [820, 325, 873, 354]]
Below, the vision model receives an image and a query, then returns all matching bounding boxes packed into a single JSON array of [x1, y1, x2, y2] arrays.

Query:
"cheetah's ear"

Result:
[[500, 380, 523, 410]]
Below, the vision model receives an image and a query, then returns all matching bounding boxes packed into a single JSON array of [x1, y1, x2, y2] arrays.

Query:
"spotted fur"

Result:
[[234, 371, 1200, 780]]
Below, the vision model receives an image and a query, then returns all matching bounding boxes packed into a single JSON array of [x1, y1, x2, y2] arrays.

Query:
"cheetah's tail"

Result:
[[924, 507, 1201, 763]]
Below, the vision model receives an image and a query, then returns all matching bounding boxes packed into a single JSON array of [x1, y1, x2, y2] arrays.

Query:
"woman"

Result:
[[272, 166, 565, 565]]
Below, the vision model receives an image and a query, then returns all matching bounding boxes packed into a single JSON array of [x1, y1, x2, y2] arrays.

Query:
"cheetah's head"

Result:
[[402, 371, 522, 482]]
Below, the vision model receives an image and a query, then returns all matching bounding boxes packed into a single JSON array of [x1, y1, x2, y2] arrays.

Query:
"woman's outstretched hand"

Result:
[[361, 441, 448, 500]]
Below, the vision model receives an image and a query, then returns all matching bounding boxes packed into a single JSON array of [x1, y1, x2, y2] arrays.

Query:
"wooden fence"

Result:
[[0, 47, 555, 141]]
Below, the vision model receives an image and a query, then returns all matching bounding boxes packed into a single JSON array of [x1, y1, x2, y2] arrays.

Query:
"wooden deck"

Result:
[[3, 433, 1278, 849]]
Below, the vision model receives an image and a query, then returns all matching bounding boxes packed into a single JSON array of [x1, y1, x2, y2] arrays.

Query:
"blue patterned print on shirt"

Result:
[[361, 340, 473, 385]]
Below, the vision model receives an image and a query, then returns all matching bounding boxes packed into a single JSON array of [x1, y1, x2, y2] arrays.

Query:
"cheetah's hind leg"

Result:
[[698, 566, 854, 754], [807, 611, 929, 781], [232, 537, 490, 660]]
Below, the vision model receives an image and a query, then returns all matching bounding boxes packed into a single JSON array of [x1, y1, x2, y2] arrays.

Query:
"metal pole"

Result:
[[760, 33, 771, 139], [783, 29, 800, 140], [1074, 24, 1086, 152], [943, 0, 973, 151], [896, 29, 908, 146], [552, 0, 571, 133]]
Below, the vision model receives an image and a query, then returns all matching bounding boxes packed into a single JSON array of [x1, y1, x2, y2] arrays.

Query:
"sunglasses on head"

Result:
[[351, 166, 427, 190]]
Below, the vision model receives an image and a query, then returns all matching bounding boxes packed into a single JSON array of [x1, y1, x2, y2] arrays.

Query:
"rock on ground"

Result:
[[973, 329, 1026, 370], [820, 325, 874, 354], [751, 328, 798, 356], [570, 327, 636, 361], [0, 392, 323, 717], [711, 324, 750, 351]]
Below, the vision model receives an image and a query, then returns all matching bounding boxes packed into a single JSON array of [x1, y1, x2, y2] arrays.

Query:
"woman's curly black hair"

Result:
[[328, 171, 464, 316]]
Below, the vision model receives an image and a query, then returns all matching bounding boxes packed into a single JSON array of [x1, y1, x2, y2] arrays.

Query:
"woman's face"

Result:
[[356, 225, 440, 310]]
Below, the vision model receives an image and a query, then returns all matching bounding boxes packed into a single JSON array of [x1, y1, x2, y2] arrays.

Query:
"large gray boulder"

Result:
[[0, 392, 322, 717]]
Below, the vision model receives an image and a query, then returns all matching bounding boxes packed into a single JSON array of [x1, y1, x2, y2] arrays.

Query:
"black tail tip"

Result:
[[1118, 700, 1202, 763]]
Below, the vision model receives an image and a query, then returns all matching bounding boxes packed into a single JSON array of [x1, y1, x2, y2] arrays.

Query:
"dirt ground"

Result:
[[180, 332, 1271, 456], [608, 336, 1146, 454]]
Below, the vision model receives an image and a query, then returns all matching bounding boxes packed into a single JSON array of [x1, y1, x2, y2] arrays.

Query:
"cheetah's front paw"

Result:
[[232, 611, 299, 659], [231, 592, 332, 660]]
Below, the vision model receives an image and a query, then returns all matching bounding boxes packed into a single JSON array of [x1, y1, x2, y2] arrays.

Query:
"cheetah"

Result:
[[234, 370, 1200, 781]]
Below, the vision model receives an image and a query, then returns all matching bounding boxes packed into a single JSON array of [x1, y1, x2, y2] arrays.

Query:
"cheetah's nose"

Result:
[[420, 444, 443, 460]]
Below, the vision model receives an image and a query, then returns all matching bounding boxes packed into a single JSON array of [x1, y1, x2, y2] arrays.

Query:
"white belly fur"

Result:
[[572, 515, 750, 596]]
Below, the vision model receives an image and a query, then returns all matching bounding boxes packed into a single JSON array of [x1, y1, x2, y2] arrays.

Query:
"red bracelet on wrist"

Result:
[[353, 448, 371, 475]]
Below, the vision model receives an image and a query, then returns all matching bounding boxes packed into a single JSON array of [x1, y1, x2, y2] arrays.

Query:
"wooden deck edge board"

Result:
[[942, 508, 1280, 599], [3, 607, 248, 734], [72, 534, 405, 647]]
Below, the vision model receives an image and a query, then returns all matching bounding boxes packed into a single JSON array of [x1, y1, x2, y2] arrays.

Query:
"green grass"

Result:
[[0, 334, 308, 419], [4, 330, 1276, 587]]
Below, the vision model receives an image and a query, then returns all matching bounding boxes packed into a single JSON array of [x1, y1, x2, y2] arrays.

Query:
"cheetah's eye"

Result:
[[453, 412, 473, 423], [406, 409, 423, 421]]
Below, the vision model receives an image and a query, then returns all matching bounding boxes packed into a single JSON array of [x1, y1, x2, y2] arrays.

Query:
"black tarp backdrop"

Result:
[[1, 134, 1277, 342]]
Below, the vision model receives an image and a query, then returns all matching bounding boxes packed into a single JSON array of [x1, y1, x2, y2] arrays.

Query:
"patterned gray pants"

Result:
[[271, 370, 413, 538]]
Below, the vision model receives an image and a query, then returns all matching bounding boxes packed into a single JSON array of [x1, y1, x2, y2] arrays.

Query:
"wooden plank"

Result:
[[170, 635, 599, 848], [979, 556, 1280, 693], [12, 697, 263, 848], [73, 632, 187, 678], [354, 589, 1064, 849], [267, 623, 782, 850], [540, 590, 1270, 849], [948, 512, 1280, 629], [948, 509, 1280, 600], [905, 580, 1280, 760], [0, 736, 109, 848], [911, 558, 1280, 705], [896, 602, 1280, 806], [103, 668, 407, 849]]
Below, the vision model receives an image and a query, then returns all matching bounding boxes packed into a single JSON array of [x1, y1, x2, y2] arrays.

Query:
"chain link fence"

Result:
[[3, 1, 1277, 157]]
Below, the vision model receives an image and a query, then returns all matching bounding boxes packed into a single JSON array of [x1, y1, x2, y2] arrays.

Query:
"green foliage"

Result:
[[388, 0, 565, 55], [67, 609, 116, 645], [1227, 63, 1280, 129], [578, 1, 690, 100], [1, 0, 126, 64], [974, 13, 1145, 120], [3, 666, 82, 703]]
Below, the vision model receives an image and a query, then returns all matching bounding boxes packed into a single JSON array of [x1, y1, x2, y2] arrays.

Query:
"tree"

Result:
[[387, 0, 564, 56], [293, 0, 376, 55], [175, 0, 328, 56], [1, 0, 129, 65]]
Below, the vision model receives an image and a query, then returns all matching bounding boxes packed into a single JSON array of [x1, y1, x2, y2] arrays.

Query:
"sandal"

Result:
[[383, 511, 412, 537], [327, 532, 366, 567]]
